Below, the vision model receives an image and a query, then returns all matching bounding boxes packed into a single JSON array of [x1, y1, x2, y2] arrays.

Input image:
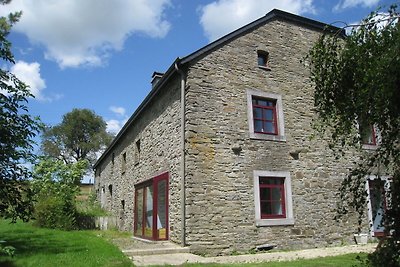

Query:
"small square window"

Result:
[[247, 89, 285, 142], [254, 170, 294, 226], [257, 50, 271, 70]]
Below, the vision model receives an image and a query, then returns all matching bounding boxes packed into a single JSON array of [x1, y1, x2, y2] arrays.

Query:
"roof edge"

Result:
[[181, 9, 345, 65], [93, 58, 180, 169]]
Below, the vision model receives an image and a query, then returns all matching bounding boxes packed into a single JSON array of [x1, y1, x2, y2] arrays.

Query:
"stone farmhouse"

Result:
[[93, 9, 385, 254]]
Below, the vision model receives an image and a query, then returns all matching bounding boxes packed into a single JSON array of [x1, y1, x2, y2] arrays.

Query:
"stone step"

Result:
[[123, 246, 190, 256]]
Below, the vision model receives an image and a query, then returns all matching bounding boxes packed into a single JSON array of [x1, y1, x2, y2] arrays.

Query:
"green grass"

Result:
[[0, 219, 133, 267]]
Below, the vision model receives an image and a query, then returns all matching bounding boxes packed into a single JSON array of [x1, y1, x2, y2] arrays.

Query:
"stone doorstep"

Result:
[[122, 239, 190, 256], [123, 246, 190, 256]]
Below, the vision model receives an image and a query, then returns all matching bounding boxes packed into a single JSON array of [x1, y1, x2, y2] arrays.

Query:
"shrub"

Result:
[[34, 192, 77, 230], [32, 158, 87, 230]]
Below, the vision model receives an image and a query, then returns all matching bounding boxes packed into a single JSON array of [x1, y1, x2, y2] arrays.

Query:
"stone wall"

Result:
[[184, 18, 366, 255], [94, 76, 183, 243]]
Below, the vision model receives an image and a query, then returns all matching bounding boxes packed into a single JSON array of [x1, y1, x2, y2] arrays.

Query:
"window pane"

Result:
[[258, 99, 268, 106], [260, 201, 272, 215], [264, 122, 276, 133], [157, 180, 167, 239], [254, 120, 263, 132], [145, 186, 153, 238], [258, 56, 265, 66], [259, 187, 270, 200], [271, 187, 282, 201], [253, 107, 262, 119], [260, 177, 284, 185], [369, 180, 385, 233], [271, 200, 283, 215], [263, 109, 274, 120]]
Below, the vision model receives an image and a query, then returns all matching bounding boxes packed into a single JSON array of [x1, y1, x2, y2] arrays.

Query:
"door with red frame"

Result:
[[368, 179, 386, 237], [134, 172, 169, 240]]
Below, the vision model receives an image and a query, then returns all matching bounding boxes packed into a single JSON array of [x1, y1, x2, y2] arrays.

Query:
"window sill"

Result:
[[258, 65, 271, 71], [362, 144, 377, 150], [250, 132, 286, 142], [256, 217, 294, 226]]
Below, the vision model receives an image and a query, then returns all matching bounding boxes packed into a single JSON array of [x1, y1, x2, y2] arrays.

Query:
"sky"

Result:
[[1, 0, 395, 143]]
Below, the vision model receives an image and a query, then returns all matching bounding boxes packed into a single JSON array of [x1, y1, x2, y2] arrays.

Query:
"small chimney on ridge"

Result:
[[151, 72, 164, 89]]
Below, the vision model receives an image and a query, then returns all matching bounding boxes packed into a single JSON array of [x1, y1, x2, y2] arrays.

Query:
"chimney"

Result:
[[151, 72, 164, 89]]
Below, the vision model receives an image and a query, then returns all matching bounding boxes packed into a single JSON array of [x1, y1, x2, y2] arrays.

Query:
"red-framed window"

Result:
[[252, 97, 278, 135], [368, 179, 387, 237], [259, 177, 286, 219]]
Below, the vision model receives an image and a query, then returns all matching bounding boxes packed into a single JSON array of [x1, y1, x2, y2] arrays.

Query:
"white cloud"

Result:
[[199, 0, 315, 41], [109, 106, 126, 117], [0, 0, 171, 68], [334, 0, 380, 11], [11, 61, 47, 101], [106, 119, 127, 134]]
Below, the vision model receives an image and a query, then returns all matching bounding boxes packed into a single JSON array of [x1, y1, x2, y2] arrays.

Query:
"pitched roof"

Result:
[[93, 9, 344, 169]]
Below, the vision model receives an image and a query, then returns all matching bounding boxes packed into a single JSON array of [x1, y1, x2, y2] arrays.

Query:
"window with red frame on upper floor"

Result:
[[246, 89, 286, 142], [252, 97, 278, 135]]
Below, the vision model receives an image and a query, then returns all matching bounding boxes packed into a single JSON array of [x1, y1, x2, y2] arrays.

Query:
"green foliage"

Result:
[[0, 1, 41, 222], [32, 158, 88, 230], [0, 243, 15, 257], [0, 219, 133, 267], [41, 108, 113, 168], [308, 4, 400, 267], [76, 192, 108, 217]]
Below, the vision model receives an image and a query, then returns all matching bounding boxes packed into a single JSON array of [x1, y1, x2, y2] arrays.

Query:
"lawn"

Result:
[[0, 219, 133, 267], [0, 219, 368, 267]]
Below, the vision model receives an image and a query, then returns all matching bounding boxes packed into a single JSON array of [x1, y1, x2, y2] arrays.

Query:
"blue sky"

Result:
[[1, 0, 395, 136]]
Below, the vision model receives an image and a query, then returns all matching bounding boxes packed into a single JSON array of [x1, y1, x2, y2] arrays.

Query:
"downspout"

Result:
[[175, 61, 186, 246]]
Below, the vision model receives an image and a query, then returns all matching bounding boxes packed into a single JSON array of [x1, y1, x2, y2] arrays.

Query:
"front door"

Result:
[[134, 172, 169, 240]]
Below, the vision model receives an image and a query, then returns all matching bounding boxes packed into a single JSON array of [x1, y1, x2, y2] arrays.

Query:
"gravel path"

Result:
[[129, 243, 376, 266]]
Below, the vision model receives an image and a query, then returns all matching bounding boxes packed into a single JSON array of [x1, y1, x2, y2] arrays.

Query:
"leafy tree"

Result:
[[0, 0, 41, 221], [308, 5, 400, 266], [32, 158, 88, 230], [41, 108, 113, 168]]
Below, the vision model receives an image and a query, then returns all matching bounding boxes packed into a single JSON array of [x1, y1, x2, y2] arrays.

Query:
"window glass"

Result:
[[264, 109, 274, 120], [253, 107, 262, 119], [259, 177, 285, 218]]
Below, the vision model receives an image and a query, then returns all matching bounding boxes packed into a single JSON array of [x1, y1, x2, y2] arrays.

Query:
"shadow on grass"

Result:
[[0, 222, 88, 259]]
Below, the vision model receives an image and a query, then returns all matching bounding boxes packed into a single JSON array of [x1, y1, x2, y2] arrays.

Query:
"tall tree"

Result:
[[0, 1, 41, 221], [41, 108, 113, 167], [308, 5, 400, 266]]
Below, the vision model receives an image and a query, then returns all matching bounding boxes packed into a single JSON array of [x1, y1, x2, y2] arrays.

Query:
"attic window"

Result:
[[257, 50, 271, 70]]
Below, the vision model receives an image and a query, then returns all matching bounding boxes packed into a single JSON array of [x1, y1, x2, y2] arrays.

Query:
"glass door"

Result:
[[134, 172, 169, 240]]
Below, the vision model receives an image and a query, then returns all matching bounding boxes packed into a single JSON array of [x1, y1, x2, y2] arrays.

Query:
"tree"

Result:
[[41, 108, 113, 168], [308, 5, 400, 266], [32, 158, 88, 230], [0, 1, 41, 222]]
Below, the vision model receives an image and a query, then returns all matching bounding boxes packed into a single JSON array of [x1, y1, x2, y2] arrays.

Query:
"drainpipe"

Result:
[[174, 61, 186, 247]]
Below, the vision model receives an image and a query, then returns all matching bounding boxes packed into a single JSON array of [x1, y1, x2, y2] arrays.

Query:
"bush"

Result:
[[34, 193, 77, 230], [32, 158, 88, 230]]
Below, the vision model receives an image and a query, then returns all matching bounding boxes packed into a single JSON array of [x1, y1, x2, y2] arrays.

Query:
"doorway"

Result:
[[134, 172, 169, 240]]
